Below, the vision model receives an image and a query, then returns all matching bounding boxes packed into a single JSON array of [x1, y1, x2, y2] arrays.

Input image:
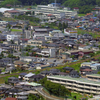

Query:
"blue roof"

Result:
[[51, 3, 61, 5], [71, 16, 75, 18], [19, 73, 27, 76], [79, 27, 84, 29], [93, 17, 97, 19], [82, 19, 85, 21]]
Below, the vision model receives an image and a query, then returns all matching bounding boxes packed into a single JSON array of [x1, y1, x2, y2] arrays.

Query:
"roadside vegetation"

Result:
[[39, 77, 71, 98]]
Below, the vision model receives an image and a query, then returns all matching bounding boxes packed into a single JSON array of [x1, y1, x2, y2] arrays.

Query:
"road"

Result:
[[35, 86, 60, 100]]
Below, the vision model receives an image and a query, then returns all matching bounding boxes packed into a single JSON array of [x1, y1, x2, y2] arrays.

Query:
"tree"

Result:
[[8, 54, 16, 58], [1, 0, 21, 6], [96, 0, 100, 6], [6, 24, 11, 29], [89, 53, 95, 57], [25, 52, 29, 56], [71, 55, 75, 60], [28, 94, 44, 100], [39, 77, 71, 97], [58, 22, 62, 30]]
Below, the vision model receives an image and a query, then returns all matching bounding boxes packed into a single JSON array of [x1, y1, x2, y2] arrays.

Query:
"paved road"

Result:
[[35, 87, 60, 100]]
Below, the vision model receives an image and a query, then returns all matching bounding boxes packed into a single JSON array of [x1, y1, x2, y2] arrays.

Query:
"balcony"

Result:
[[60, 81, 66, 84], [66, 82, 73, 85]]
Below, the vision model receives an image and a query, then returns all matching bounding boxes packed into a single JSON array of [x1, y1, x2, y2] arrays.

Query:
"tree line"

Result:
[[39, 77, 71, 97]]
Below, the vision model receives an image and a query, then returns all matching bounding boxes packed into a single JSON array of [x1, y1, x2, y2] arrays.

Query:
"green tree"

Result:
[[25, 52, 29, 56], [58, 22, 62, 30], [71, 55, 75, 60], [1, 0, 21, 6], [8, 54, 16, 58]]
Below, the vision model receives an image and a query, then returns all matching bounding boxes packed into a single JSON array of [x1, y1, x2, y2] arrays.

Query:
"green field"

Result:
[[78, 14, 86, 17], [11, 29, 22, 32], [77, 29, 100, 38]]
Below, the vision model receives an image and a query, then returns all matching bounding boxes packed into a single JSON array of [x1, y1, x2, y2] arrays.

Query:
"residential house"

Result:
[[5, 97, 17, 100], [28, 74, 44, 82], [19, 73, 27, 80], [9, 44, 21, 51], [90, 63, 100, 70], [38, 48, 56, 58], [1, 58, 12, 66], [63, 67, 74, 73], [8, 77, 19, 84], [27, 39, 45, 47], [81, 62, 94, 67], [69, 70, 80, 78], [4, 10, 23, 17], [23, 72, 35, 81], [14, 60, 25, 68]]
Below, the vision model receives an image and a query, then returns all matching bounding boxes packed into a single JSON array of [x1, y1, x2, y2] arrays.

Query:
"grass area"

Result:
[[71, 92, 86, 100], [0, 77, 5, 84], [1, 17, 17, 21], [11, 29, 22, 32], [78, 14, 85, 17], [77, 29, 100, 38], [0, 74, 19, 84]]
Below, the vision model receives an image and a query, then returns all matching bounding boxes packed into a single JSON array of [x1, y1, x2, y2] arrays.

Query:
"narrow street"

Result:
[[35, 86, 61, 100]]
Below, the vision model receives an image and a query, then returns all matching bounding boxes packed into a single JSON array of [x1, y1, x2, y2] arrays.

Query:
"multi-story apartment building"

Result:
[[47, 75, 100, 95]]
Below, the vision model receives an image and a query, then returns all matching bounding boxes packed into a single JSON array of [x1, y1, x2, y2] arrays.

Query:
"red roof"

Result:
[[6, 10, 19, 13], [81, 69, 92, 72], [47, 14, 53, 16], [5, 97, 17, 100], [20, 38, 29, 41], [89, 18, 94, 22], [73, 7, 79, 9], [6, 4, 12, 7]]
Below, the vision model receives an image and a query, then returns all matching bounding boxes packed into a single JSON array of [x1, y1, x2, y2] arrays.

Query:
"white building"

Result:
[[7, 34, 19, 41], [0, 8, 14, 13], [40, 48, 56, 58], [34, 4, 77, 18], [64, 29, 77, 38], [23, 72, 35, 81], [90, 63, 100, 70], [47, 75, 100, 95]]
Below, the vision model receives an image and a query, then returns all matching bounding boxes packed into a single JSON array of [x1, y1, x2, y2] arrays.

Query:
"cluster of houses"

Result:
[[0, 72, 43, 100], [1, 4, 100, 100], [1, 60, 100, 99], [0, 19, 100, 74], [56, 8, 100, 32]]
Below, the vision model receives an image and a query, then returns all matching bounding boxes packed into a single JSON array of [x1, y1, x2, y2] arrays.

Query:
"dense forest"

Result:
[[1, 0, 100, 14]]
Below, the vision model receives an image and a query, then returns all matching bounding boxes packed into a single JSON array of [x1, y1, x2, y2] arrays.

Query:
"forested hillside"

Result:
[[1, 0, 100, 14]]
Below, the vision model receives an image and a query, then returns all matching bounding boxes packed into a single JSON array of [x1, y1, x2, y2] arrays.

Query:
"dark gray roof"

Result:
[[19, 73, 27, 76]]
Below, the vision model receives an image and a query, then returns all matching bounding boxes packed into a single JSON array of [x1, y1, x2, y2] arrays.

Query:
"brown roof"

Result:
[[6, 10, 19, 13], [5, 97, 17, 100], [14, 61, 25, 65], [81, 69, 92, 72]]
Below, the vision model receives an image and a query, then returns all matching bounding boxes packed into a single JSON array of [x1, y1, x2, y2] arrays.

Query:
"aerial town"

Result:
[[0, 0, 100, 100]]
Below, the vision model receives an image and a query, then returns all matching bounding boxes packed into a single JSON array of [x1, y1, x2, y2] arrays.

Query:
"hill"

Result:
[[1, 0, 100, 14]]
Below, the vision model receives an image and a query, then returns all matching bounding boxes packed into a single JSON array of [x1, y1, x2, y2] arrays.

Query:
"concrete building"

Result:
[[64, 29, 78, 38], [33, 4, 77, 18], [38, 48, 56, 58], [7, 34, 19, 41], [47, 75, 100, 95], [27, 39, 45, 46]]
